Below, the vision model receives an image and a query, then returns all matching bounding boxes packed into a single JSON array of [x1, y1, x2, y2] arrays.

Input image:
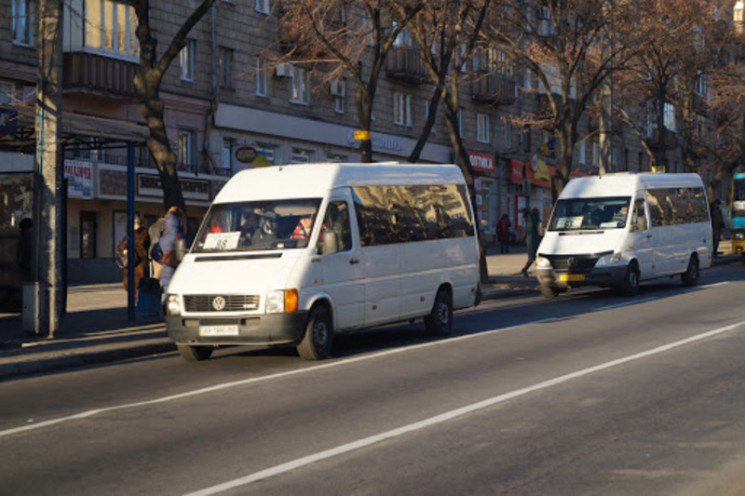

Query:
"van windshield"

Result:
[[192, 199, 323, 253], [549, 197, 631, 231]]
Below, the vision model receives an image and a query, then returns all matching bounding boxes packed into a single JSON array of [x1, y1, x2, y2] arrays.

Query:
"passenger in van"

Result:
[[292, 214, 314, 240]]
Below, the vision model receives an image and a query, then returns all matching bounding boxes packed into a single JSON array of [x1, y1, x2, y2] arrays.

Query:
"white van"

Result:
[[165, 162, 480, 361], [536, 172, 712, 298]]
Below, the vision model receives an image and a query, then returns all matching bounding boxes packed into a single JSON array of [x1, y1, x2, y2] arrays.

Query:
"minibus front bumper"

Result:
[[536, 265, 628, 289], [166, 311, 308, 346]]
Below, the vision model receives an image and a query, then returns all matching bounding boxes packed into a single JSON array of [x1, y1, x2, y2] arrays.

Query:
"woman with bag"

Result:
[[158, 206, 187, 294], [116, 212, 150, 302]]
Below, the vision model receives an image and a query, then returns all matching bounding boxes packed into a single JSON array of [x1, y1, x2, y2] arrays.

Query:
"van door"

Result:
[[627, 197, 655, 277], [319, 193, 364, 331]]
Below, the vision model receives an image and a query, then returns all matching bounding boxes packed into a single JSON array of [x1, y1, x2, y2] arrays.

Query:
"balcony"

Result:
[[63, 52, 138, 100], [471, 73, 516, 106], [385, 47, 428, 84]]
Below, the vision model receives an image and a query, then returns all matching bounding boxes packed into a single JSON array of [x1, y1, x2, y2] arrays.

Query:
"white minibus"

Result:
[[165, 162, 480, 361], [536, 172, 712, 298]]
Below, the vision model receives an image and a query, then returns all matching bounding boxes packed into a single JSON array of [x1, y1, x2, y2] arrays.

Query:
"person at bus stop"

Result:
[[159, 206, 187, 293], [496, 213, 511, 254], [116, 212, 151, 302], [710, 198, 724, 256], [520, 208, 542, 277]]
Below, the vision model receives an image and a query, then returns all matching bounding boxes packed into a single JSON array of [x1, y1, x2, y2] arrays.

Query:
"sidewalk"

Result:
[[0, 242, 739, 380]]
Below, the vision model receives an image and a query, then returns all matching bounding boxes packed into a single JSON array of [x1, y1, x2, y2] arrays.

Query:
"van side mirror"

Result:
[[320, 229, 339, 255], [175, 238, 187, 261]]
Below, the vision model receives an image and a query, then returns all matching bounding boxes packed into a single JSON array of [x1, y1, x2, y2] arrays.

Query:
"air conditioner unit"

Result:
[[329, 79, 345, 97], [275, 63, 292, 78]]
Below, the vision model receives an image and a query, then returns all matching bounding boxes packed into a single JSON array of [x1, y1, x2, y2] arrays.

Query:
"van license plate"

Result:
[[560, 274, 585, 282], [199, 325, 239, 336]]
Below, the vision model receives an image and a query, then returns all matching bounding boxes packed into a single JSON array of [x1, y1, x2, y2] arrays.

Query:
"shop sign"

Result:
[[235, 146, 257, 164], [137, 173, 210, 201], [509, 159, 523, 184], [64, 159, 93, 199], [467, 150, 496, 175]]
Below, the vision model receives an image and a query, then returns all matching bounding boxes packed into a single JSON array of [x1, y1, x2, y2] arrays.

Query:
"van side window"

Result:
[[646, 187, 708, 227], [352, 184, 474, 246], [322, 201, 352, 252]]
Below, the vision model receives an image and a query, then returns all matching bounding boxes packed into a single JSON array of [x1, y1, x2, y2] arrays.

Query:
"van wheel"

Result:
[[618, 262, 640, 296], [177, 344, 214, 362], [681, 255, 699, 286], [297, 305, 333, 360], [425, 289, 453, 337], [540, 284, 560, 299]]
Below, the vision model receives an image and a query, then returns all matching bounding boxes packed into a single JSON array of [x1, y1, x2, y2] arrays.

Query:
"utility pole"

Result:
[[32, 0, 64, 336]]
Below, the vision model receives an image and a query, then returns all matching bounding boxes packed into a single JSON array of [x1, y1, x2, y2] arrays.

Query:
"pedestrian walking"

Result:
[[520, 208, 542, 277], [496, 214, 511, 254], [157, 206, 187, 294], [710, 199, 724, 256], [116, 212, 150, 302]]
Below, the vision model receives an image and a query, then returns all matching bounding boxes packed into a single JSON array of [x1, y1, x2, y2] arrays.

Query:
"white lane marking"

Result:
[[0, 317, 557, 439], [594, 297, 658, 312], [185, 319, 745, 495]]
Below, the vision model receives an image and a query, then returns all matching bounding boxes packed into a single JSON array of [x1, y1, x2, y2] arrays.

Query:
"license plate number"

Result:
[[199, 325, 239, 336], [560, 274, 585, 282]]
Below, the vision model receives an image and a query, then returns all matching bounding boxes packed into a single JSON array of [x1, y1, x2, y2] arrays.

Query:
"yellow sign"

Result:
[[354, 130, 371, 140]]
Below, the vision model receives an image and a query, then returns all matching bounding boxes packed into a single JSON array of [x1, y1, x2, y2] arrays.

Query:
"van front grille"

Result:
[[183, 294, 260, 312], [545, 255, 598, 273]]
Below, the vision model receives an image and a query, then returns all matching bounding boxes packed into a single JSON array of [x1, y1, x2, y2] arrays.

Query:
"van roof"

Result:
[[214, 162, 467, 203], [560, 172, 705, 199]]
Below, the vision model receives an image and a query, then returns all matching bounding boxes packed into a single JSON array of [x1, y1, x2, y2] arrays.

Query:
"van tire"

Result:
[[297, 305, 333, 360], [681, 255, 699, 286], [540, 284, 560, 299], [618, 262, 640, 296], [425, 289, 453, 337], [177, 344, 214, 362]]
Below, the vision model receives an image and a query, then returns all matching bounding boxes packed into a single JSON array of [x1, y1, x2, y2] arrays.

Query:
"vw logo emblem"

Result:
[[212, 296, 226, 311], [567, 257, 576, 267]]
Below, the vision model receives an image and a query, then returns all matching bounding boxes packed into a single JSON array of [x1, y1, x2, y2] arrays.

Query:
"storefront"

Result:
[[468, 150, 498, 242]]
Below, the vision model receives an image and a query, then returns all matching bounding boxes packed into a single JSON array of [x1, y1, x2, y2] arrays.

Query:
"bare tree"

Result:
[[486, 0, 633, 202], [132, 0, 217, 213], [276, 0, 427, 162]]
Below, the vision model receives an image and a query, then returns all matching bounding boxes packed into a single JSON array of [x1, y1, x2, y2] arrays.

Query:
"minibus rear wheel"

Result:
[[297, 305, 334, 360], [425, 288, 452, 337], [177, 344, 214, 362], [681, 255, 699, 286]]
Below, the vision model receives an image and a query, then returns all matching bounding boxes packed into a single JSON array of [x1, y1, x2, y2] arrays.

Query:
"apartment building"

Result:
[[0, 0, 691, 290]]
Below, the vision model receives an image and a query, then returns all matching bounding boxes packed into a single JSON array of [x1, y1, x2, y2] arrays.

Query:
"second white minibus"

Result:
[[536, 172, 712, 297]]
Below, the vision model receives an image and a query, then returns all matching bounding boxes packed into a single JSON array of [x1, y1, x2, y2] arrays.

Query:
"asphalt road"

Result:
[[2, 263, 745, 495]]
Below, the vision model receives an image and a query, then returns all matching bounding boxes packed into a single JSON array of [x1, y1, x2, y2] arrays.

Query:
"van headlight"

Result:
[[595, 252, 622, 267], [266, 289, 299, 313], [536, 256, 551, 268], [165, 294, 181, 316]]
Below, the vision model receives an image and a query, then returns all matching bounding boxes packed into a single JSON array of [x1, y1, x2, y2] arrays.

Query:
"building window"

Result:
[[425, 103, 436, 133], [476, 113, 490, 144], [393, 92, 412, 127], [12, 0, 34, 46], [0, 81, 15, 104], [663, 102, 676, 132], [331, 80, 345, 114], [178, 129, 197, 172], [504, 121, 512, 148], [290, 66, 310, 104], [592, 142, 600, 168], [222, 139, 233, 174], [255, 142, 275, 165], [218, 47, 233, 89], [255, 58, 267, 96], [291, 148, 313, 163], [327, 153, 347, 163], [84, 0, 139, 57], [578, 139, 586, 164], [255, 0, 270, 14], [180, 39, 196, 81]]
